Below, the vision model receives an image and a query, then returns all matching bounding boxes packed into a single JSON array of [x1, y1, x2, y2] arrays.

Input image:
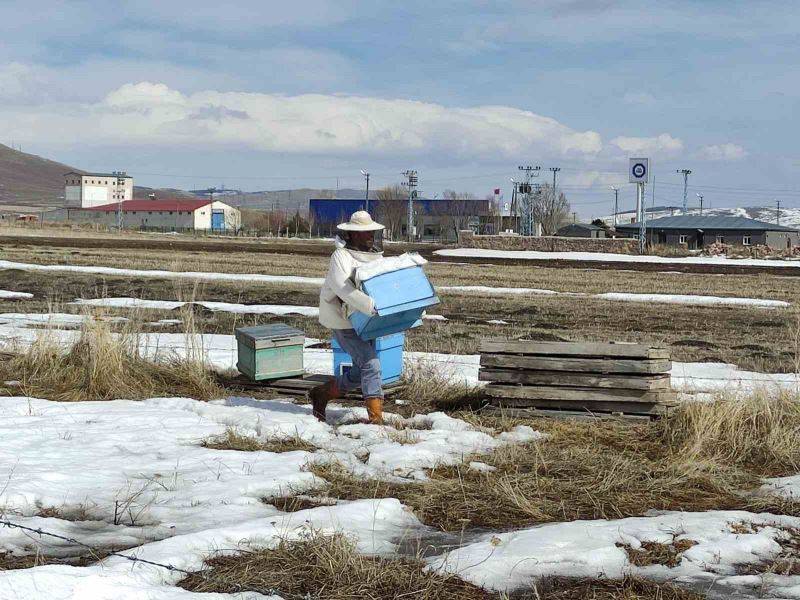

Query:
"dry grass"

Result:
[[264, 495, 336, 512], [657, 390, 800, 476], [305, 431, 744, 532], [619, 539, 698, 568], [647, 244, 692, 258], [178, 532, 489, 600], [398, 362, 483, 413], [201, 427, 318, 454], [737, 527, 800, 576], [0, 314, 221, 401], [177, 532, 703, 600], [0, 551, 107, 571], [743, 493, 800, 517], [523, 576, 703, 600], [304, 394, 800, 532]]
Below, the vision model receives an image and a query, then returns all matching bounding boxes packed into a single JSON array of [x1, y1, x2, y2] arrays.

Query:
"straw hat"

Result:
[[337, 211, 385, 232]]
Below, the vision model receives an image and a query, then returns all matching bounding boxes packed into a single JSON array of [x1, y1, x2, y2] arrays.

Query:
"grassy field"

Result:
[[0, 237, 797, 371]]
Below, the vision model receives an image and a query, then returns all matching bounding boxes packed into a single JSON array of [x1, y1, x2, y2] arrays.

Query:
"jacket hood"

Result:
[[334, 235, 384, 262]]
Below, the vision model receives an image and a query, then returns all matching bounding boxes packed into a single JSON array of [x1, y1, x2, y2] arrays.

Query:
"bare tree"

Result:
[[376, 185, 407, 240], [434, 190, 480, 240], [532, 183, 570, 236]]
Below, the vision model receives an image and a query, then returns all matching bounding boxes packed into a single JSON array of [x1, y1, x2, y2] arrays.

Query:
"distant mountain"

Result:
[[0, 144, 202, 212], [602, 206, 800, 229], [0, 143, 76, 211], [134, 186, 200, 201]]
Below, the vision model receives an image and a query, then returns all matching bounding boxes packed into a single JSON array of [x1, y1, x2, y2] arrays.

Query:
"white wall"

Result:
[[62, 176, 133, 208], [124, 209, 195, 229], [82, 186, 111, 208]]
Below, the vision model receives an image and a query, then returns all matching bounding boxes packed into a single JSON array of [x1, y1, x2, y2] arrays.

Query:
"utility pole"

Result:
[[777, 198, 781, 225], [401, 170, 418, 242], [517, 165, 541, 235], [113, 171, 126, 231], [676, 169, 692, 213], [611, 186, 619, 227], [361, 170, 370, 214], [638, 182, 647, 254], [696, 193, 704, 215], [549, 167, 561, 205]]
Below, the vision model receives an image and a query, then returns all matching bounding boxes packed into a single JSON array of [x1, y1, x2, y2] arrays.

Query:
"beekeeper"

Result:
[[310, 210, 386, 425]]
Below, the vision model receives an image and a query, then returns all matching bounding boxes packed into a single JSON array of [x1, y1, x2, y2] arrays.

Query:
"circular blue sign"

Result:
[[632, 162, 647, 178]]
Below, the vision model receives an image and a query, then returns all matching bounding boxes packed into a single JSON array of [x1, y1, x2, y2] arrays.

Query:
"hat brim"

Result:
[[337, 222, 385, 232]]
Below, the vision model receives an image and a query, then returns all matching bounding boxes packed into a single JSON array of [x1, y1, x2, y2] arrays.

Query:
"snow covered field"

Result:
[[1, 254, 799, 597], [1, 396, 799, 598], [435, 247, 800, 268]]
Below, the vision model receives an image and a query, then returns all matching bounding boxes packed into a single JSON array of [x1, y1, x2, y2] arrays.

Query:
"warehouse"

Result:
[[63, 171, 133, 208], [43, 199, 241, 232], [615, 215, 800, 250], [309, 198, 496, 241]]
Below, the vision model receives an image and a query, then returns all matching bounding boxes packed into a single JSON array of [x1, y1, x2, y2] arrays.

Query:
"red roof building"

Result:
[[77, 199, 212, 212]]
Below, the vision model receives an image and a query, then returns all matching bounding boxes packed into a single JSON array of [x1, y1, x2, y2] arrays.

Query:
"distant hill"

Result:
[[0, 144, 200, 212], [603, 206, 800, 229], [0, 143, 76, 211]]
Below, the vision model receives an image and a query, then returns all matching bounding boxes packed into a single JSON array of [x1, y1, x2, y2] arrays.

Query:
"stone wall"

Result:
[[457, 230, 638, 254]]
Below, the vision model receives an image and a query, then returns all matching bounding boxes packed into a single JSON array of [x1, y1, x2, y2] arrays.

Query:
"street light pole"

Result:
[[696, 193, 704, 215], [361, 170, 370, 214]]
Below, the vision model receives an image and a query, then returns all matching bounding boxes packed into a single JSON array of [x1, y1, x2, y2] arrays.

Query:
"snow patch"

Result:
[[0, 290, 33, 300]]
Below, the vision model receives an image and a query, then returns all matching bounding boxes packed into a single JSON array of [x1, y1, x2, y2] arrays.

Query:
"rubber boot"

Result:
[[309, 379, 338, 423], [365, 397, 384, 425]]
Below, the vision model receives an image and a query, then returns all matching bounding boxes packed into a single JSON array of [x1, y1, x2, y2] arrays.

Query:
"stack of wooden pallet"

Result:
[[480, 340, 678, 421]]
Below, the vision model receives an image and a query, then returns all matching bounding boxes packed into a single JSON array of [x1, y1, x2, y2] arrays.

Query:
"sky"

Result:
[[1, 0, 798, 218]]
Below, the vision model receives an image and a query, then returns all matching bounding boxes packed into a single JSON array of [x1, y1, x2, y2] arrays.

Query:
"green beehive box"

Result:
[[235, 323, 305, 381]]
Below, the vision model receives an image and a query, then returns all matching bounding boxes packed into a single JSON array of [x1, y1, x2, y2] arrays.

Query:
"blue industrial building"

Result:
[[309, 198, 495, 241]]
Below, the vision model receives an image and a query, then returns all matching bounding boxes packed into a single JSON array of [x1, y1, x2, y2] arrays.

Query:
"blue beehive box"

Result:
[[332, 332, 405, 385], [350, 265, 440, 340]]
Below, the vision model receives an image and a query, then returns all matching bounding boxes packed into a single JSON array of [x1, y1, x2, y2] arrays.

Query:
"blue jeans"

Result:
[[334, 329, 384, 399]]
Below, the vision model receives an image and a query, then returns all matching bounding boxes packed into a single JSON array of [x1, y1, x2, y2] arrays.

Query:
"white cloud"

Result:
[[0, 82, 604, 161], [696, 143, 748, 161], [622, 91, 656, 106], [610, 133, 683, 157]]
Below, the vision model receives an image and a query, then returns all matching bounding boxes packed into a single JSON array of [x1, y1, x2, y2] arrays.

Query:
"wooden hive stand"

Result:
[[479, 340, 678, 422]]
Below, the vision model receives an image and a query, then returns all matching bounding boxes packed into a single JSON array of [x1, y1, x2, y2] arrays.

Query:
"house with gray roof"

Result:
[[615, 215, 799, 250], [556, 223, 607, 238]]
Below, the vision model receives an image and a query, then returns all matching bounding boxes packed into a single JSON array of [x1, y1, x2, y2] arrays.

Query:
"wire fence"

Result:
[[0, 518, 193, 574]]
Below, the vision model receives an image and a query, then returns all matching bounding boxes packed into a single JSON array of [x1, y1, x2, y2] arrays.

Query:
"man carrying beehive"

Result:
[[310, 211, 385, 425]]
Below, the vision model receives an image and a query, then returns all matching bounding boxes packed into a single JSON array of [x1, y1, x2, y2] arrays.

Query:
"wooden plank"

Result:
[[480, 354, 671, 374], [480, 404, 653, 423], [488, 397, 670, 415], [483, 384, 678, 404], [478, 368, 670, 390], [479, 340, 669, 360]]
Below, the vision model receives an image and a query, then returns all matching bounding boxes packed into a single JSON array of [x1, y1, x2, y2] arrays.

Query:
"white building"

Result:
[[44, 198, 241, 231], [64, 171, 134, 208]]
